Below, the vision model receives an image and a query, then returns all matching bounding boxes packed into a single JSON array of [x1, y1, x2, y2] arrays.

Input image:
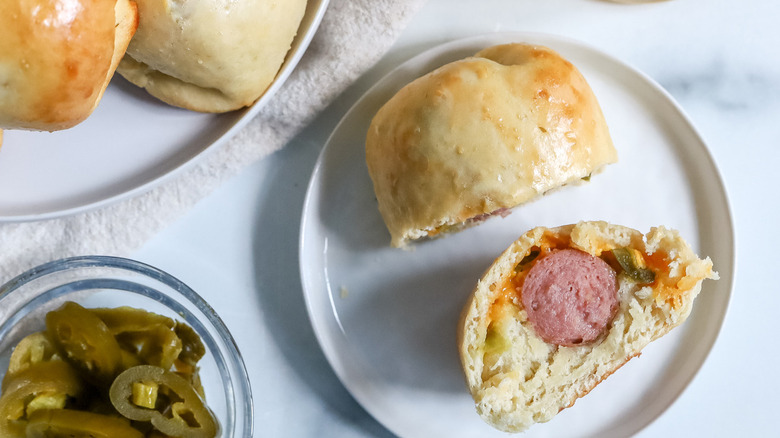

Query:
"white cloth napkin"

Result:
[[0, 0, 427, 283]]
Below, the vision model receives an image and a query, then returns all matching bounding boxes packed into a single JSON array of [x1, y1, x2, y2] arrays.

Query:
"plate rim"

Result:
[[0, 0, 330, 222], [299, 31, 735, 437]]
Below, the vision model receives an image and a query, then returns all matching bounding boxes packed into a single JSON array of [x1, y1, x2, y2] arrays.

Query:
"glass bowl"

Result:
[[0, 255, 253, 437]]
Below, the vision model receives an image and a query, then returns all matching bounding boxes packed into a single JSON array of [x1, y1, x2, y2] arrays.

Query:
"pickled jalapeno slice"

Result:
[[115, 325, 183, 370], [174, 322, 206, 367], [25, 409, 144, 438], [0, 361, 83, 438], [45, 302, 123, 384], [91, 306, 177, 334], [5, 332, 60, 378], [110, 365, 217, 438], [611, 247, 656, 284], [92, 306, 184, 369]]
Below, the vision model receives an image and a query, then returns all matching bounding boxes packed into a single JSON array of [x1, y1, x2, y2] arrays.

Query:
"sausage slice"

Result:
[[521, 249, 618, 346]]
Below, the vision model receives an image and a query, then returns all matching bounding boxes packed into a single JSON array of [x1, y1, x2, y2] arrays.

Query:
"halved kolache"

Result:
[[457, 221, 718, 433], [366, 43, 617, 248]]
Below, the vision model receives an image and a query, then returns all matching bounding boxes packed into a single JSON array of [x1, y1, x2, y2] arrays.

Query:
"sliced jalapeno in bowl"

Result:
[[45, 302, 123, 385], [0, 256, 252, 438], [25, 409, 144, 438], [110, 365, 218, 438], [0, 361, 83, 438]]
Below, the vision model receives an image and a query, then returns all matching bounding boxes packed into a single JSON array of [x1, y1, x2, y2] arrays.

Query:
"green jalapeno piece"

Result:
[[172, 322, 207, 395], [25, 409, 144, 438], [115, 325, 183, 370], [0, 360, 83, 438], [110, 365, 217, 438], [119, 348, 143, 371], [94, 307, 199, 371], [1, 359, 82, 400], [611, 247, 656, 284], [92, 307, 183, 369], [514, 249, 541, 272], [3, 332, 60, 387], [91, 306, 177, 334], [46, 302, 123, 385], [174, 322, 206, 367]]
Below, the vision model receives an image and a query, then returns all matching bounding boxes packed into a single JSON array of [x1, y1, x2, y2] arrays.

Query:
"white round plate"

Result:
[[0, 0, 329, 222], [299, 33, 734, 438]]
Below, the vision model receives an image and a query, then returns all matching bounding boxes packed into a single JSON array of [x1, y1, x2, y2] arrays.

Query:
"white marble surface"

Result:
[[134, 0, 779, 436]]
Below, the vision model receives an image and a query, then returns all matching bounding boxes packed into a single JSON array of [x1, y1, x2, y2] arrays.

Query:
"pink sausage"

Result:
[[521, 249, 618, 346]]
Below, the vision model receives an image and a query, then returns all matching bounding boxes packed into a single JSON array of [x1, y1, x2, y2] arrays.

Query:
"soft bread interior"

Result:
[[458, 221, 717, 432]]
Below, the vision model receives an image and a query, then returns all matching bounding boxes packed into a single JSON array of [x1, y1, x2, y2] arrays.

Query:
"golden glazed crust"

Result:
[[366, 43, 618, 247], [0, 0, 138, 131], [117, 0, 307, 113], [457, 221, 717, 432]]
